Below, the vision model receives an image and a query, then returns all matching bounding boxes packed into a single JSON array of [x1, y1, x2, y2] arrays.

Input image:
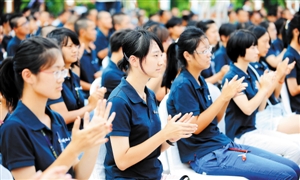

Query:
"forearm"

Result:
[[43, 144, 80, 176], [238, 89, 268, 115], [80, 80, 91, 91], [115, 131, 166, 170], [194, 96, 228, 134], [217, 101, 229, 122], [60, 106, 93, 124], [74, 146, 101, 180], [160, 141, 171, 152], [97, 48, 108, 60], [205, 72, 222, 84]]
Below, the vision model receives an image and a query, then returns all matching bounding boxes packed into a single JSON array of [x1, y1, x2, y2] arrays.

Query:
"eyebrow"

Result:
[[151, 50, 161, 53]]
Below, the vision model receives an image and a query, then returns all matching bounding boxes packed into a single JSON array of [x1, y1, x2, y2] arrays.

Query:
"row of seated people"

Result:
[[1, 15, 300, 180]]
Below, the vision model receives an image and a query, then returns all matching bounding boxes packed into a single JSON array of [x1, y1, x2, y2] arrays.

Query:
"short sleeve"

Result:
[[95, 34, 107, 53], [286, 55, 297, 79], [171, 82, 200, 116], [47, 96, 64, 106], [0, 121, 35, 170], [108, 97, 131, 137]]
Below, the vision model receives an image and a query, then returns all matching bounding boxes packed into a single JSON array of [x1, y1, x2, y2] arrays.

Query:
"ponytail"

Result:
[[0, 58, 21, 110], [117, 53, 129, 72], [162, 43, 181, 89]]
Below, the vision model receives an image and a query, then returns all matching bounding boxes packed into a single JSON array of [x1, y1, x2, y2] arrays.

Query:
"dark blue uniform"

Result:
[[7, 36, 22, 57], [48, 70, 85, 131], [167, 68, 231, 162], [101, 59, 126, 99], [213, 45, 231, 73], [284, 45, 300, 114], [80, 48, 100, 98], [0, 101, 75, 177], [265, 38, 285, 71], [105, 78, 162, 180], [223, 64, 257, 140]]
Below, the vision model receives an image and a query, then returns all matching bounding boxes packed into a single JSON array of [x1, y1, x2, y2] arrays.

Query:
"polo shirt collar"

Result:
[[12, 101, 60, 131], [229, 64, 250, 79], [181, 68, 206, 90], [119, 78, 150, 104]]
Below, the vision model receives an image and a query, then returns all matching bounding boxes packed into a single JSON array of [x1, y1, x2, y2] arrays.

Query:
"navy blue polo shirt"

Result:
[[48, 70, 85, 131], [0, 101, 74, 177], [80, 48, 100, 98], [105, 78, 162, 180], [213, 45, 231, 73], [94, 28, 113, 60], [265, 38, 284, 71], [101, 59, 126, 99], [223, 64, 257, 140], [250, 59, 279, 105], [7, 36, 22, 57], [201, 65, 214, 78], [284, 45, 300, 114], [167, 68, 231, 163]]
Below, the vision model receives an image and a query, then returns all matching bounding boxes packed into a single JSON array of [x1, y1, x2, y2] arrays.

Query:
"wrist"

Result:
[[166, 140, 174, 146]]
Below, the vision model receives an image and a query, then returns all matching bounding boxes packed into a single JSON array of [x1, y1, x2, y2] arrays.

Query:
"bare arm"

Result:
[[265, 49, 286, 69], [286, 78, 300, 96], [97, 48, 108, 60], [80, 80, 91, 91]]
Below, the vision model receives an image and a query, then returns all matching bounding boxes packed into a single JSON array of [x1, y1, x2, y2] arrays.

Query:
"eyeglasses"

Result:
[[194, 46, 213, 55], [40, 69, 68, 79]]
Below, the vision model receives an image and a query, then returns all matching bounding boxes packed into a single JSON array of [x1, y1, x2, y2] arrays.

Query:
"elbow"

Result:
[[242, 109, 253, 116], [289, 90, 298, 97], [116, 161, 129, 171]]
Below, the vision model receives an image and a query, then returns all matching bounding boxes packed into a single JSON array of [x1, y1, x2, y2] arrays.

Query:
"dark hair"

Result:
[[112, 12, 126, 28], [248, 25, 268, 40], [1, 13, 12, 25], [0, 37, 61, 110], [22, 7, 31, 14], [219, 23, 236, 37], [259, 21, 270, 30], [146, 24, 169, 43], [118, 29, 164, 72], [196, 19, 215, 33], [163, 27, 206, 89], [47, 28, 80, 67], [250, 10, 263, 19], [9, 13, 23, 29], [283, 14, 300, 45], [74, 18, 90, 36], [143, 20, 159, 30], [110, 29, 132, 53], [227, 29, 257, 62], [274, 17, 287, 36], [235, 8, 245, 14], [165, 17, 182, 29]]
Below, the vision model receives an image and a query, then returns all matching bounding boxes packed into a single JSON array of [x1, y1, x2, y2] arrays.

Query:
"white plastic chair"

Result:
[[102, 56, 110, 70], [280, 82, 292, 114], [158, 94, 247, 180], [0, 165, 13, 180], [89, 77, 102, 95], [89, 144, 106, 180]]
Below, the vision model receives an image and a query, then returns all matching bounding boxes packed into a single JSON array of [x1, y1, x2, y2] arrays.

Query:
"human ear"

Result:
[[21, 69, 35, 84], [183, 51, 192, 62]]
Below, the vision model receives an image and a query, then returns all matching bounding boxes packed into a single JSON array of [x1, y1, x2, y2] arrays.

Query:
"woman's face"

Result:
[[190, 38, 212, 71], [33, 49, 66, 100], [62, 37, 79, 65], [205, 23, 220, 46], [257, 32, 270, 57], [141, 40, 164, 78], [268, 22, 277, 41], [244, 45, 259, 62]]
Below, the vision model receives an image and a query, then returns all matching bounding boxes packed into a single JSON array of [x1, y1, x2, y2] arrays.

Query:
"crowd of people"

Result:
[[0, 1, 300, 179]]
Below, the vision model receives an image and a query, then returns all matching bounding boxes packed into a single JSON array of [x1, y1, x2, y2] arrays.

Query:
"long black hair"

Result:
[[0, 37, 61, 110]]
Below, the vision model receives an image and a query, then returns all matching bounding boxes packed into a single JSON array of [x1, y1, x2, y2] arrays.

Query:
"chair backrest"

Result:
[[89, 144, 106, 179], [90, 77, 102, 95], [207, 83, 225, 134], [280, 82, 292, 114], [158, 93, 190, 173]]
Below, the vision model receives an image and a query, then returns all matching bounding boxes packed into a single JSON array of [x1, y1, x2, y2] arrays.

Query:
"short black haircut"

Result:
[[9, 13, 23, 29], [219, 23, 236, 37], [74, 18, 90, 36], [109, 29, 132, 52], [165, 17, 182, 29], [274, 17, 287, 36], [227, 29, 257, 62], [1, 13, 12, 25], [196, 19, 215, 33], [248, 25, 268, 41]]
